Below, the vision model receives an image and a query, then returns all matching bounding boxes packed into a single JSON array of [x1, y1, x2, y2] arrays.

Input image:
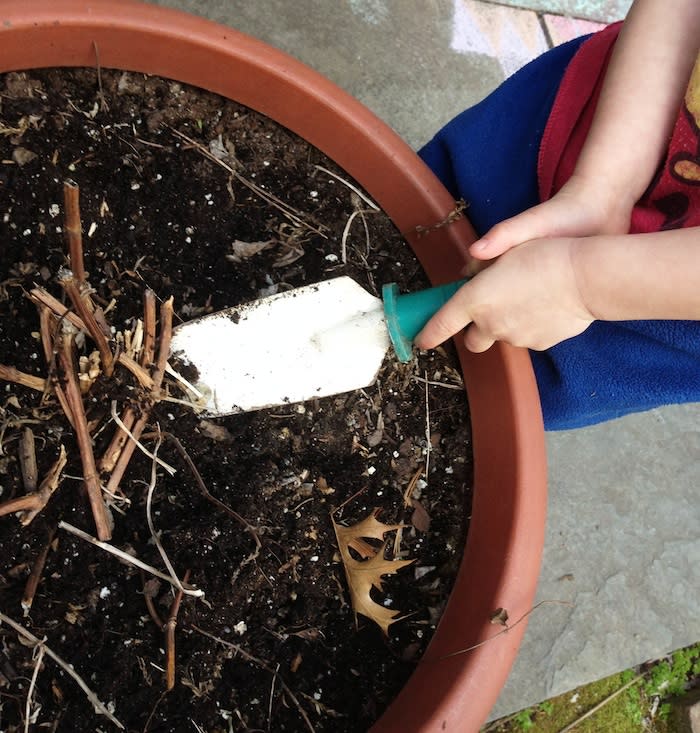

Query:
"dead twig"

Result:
[[0, 445, 67, 525], [410, 374, 464, 390], [103, 297, 173, 497], [423, 369, 431, 481], [18, 427, 38, 493], [63, 180, 86, 283], [413, 198, 467, 237], [152, 297, 173, 394], [57, 327, 112, 540], [60, 274, 114, 377], [103, 409, 149, 498], [144, 432, 188, 599], [109, 403, 175, 475], [0, 364, 46, 393], [24, 644, 45, 733], [92, 41, 109, 113], [29, 286, 85, 331], [0, 610, 124, 729], [58, 520, 204, 597], [557, 672, 646, 733], [165, 569, 190, 691], [98, 406, 136, 475], [171, 127, 326, 238], [192, 625, 315, 733], [22, 527, 57, 616], [151, 431, 259, 541], [141, 574, 164, 628], [313, 165, 379, 211], [99, 289, 157, 475], [439, 600, 574, 660], [116, 353, 155, 390], [37, 304, 74, 428], [141, 289, 156, 369]]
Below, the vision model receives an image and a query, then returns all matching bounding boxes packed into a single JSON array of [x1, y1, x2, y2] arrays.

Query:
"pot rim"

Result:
[[0, 2, 547, 730]]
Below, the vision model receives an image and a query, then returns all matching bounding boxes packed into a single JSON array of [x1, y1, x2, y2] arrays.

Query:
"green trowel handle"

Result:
[[382, 278, 468, 363]]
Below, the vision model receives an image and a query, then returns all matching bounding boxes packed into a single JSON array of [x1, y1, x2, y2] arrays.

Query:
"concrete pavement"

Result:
[[151, 0, 700, 721]]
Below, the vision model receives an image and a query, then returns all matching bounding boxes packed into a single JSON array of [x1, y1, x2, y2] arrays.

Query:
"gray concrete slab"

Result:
[[491, 403, 700, 718], [150, 0, 700, 721], [151, 0, 505, 150], [494, 0, 631, 23]]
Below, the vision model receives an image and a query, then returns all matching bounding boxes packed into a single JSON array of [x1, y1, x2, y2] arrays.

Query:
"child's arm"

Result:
[[415, 227, 700, 353], [468, 0, 700, 263], [415, 0, 700, 353]]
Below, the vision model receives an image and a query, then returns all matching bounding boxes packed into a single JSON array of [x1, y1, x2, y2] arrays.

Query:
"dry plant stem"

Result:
[[413, 197, 466, 237], [116, 353, 155, 390], [192, 625, 315, 733], [103, 299, 173, 496], [165, 568, 190, 691], [58, 520, 204, 597], [63, 179, 86, 283], [18, 427, 38, 492], [141, 289, 156, 368], [0, 364, 46, 393], [152, 431, 260, 541], [0, 445, 67, 524], [60, 276, 114, 377], [29, 287, 85, 332], [99, 290, 156, 474], [423, 369, 431, 479], [141, 572, 164, 628], [410, 374, 464, 390], [171, 127, 326, 238], [98, 407, 136, 474], [313, 164, 379, 211], [0, 611, 124, 729], [38, 305, 75, 428], [22, 528, 56, 617], [144, 434, 186, 595], [103, 410, 149, 498], [439, 600, 574, 660], [0, 494, 47, 520], [24, 645, 45, 733], [152, 297, 173, 393], [556, 672, 646, 733], [57, 331, 112, 541]]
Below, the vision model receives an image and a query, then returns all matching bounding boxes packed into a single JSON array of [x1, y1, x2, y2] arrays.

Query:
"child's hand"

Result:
[[464, 174, 634, 275], [416, 237, 595, 353]]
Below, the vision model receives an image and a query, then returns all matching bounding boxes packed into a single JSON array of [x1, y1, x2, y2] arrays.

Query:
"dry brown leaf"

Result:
[[410, 499, 431, 533], [332, 509, 414, 635], [225, 238, 274, 263]]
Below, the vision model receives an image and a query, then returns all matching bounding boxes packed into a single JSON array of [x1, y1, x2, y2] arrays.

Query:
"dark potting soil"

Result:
[[0, 68, 472, 732]]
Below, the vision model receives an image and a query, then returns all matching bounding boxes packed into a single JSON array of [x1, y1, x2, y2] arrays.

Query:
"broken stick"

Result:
[[57, 328, 112, 541], [63, 179, 86, 283]]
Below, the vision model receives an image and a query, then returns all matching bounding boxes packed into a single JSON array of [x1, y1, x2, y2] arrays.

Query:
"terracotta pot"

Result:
[[0, 2, 547, 730]]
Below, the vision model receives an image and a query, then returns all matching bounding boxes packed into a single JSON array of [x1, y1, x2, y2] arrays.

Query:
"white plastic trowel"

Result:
[[169, 276, 465, 415]]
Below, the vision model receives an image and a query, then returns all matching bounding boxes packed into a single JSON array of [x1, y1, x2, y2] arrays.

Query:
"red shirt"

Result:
[[538, 23, 700, 232]]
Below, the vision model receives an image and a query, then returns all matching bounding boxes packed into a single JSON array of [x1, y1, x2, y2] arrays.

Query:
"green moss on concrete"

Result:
[[484, 643, 700, 733]]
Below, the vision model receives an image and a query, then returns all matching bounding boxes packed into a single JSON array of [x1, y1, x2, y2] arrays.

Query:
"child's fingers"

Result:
[[463, 323, 495, 353], [469, 204, 559, 260], [460, 257, 490, 277], [414, 286, 472, 350]]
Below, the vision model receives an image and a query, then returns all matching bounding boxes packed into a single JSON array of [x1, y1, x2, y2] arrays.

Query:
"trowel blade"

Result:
[[169, 276, 391, 415]]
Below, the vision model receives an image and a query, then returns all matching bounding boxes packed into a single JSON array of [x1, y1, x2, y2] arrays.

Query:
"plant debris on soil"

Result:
[[0, 66, 473, 732]]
